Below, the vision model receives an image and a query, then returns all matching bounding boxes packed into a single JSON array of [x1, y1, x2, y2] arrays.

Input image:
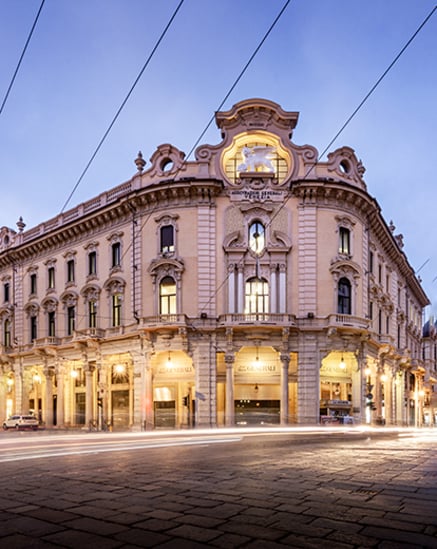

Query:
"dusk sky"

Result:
[[1, 1, 436, 311]]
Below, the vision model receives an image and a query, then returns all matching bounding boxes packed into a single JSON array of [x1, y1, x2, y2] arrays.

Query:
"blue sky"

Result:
[[1, 1, 436, 311]]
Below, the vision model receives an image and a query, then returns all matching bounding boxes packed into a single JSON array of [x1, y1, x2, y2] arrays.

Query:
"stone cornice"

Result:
[[291, 178, 429, 307], [0, 178, 223, 266]]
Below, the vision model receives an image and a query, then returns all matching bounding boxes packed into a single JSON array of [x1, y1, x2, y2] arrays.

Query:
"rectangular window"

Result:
[[88, 301, 97, 328], [67, 260, 75, 283], [339, 227, 350, 255], [4, 282, 10, 303], [30, 316, 38, 342], [369, 251, 374, 274], [48, 267, 55, 289], [378, 264, 382, 284], [112, 295, 121, 326], [67, 306, 75, 335], [160, 225, 175, 253], [4, 319, 11, 347], [30, 273, 37, 295], [88, 251, 97, 275], [48, 311, 56, 337], [112, 243, 121, 268], [368, 301, 373, 320]]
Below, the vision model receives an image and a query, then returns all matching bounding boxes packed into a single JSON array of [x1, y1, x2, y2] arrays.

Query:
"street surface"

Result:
[[0, 426, 436, 548]]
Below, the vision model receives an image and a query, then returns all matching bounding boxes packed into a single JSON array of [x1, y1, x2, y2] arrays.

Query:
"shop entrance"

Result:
[[154, 401, 176, 428], [111, 390, 129, 430], [235, 399, 280, 425]]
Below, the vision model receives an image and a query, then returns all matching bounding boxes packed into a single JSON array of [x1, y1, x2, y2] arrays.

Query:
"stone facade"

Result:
[[0, 98, 430, 430]]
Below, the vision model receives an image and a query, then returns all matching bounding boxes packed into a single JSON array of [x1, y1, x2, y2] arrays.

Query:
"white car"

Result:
[[2, 414, 39, 431]]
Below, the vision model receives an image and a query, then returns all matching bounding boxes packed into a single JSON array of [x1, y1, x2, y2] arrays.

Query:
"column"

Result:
[[297, 335, 320, 424], [0, 375, 7, 420], [132, 353, 146, 431], [144, 362, 154, 430], [44, 369, 54, 428], [56, 367, 65, 428], [237, 267, 244, 313], [225, 354, 235, 426], [228, 265, 235, 313], [194, 339, 216, 428], [85, 368, 94, 426], [278, 265, 286, 314], [270, 266, 277, 314], [14, 363, 23, 415], [280, 353, 290, 424]]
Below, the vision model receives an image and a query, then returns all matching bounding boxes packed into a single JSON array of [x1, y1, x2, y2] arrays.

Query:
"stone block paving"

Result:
[[0, 431, 437, 547]]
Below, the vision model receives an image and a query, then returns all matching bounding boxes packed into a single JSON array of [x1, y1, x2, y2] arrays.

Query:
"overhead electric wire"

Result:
[[118, 1, 292, 263], [183, 0, 292, 163], [198, 4, 437, 312], [60, 0, 186, 214], [0, 0, 46, 118], [313, 4, 437, 169]]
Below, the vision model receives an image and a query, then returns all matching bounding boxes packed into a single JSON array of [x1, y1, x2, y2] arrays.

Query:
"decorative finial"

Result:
[[135, 151, 146, 172], [17, 216, 25, 232]]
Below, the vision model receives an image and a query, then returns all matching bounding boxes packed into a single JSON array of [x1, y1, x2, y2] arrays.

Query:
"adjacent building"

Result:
[[0, 98, 430, 430]]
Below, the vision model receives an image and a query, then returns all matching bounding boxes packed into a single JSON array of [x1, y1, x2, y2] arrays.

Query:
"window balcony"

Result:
[[33, 336, 61, 347], [73, 328, 105, 340], [328, 314, 369, 330], [140, 314, 189, 328], [218, 313, 296, 326]]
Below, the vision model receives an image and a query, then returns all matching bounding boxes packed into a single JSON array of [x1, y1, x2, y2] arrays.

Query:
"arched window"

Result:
[[249, 221, 265, 255], [338, 277, 351, 314], [245, 277, 269, 314], [3, 318, 11, 347], [160, 276, 176, 315]]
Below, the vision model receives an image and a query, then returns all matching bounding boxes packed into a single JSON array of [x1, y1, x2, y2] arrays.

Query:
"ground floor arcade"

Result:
[[0, 340, 429, 430]]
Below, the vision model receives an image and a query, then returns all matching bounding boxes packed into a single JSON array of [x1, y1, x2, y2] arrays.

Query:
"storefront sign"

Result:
[[237, 363, 278, 373]]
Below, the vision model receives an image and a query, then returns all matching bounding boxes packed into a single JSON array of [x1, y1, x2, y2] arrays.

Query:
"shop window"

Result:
[[339, 227, 350, 255], [112, 364, 129, 384], [337, 277, 351, 314], [245, 277, 269, 314], [112, 295, 122, 326], [249, 221, 265, 255], [160, 225, 175, 254], [159, 276, 176, 315]]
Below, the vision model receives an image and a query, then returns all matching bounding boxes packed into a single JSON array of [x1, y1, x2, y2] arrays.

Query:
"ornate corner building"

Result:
[[0, 98, 434, 430]]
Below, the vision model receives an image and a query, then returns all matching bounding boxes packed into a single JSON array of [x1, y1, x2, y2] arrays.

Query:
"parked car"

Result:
[[2, 414, 39, 431]]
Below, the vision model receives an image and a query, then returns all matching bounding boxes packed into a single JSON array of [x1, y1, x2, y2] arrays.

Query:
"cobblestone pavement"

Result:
[[0, 429, 436, 548]]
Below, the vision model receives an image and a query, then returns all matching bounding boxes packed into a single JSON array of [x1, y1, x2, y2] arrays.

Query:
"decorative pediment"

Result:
[[103, 276, 126, 295]]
